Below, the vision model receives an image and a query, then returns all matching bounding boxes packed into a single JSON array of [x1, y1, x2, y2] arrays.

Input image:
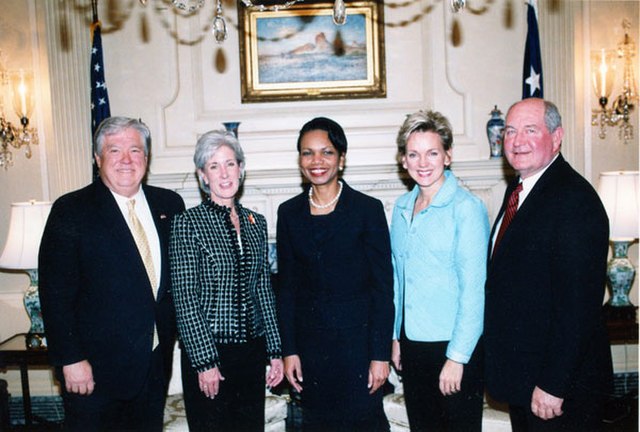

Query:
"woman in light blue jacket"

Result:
[[390, 110, 489, 431]]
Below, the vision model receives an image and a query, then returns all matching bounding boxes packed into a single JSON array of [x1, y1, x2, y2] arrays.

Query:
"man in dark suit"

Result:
[[39, 117, 185, 431], [484, 98, 613, 431]]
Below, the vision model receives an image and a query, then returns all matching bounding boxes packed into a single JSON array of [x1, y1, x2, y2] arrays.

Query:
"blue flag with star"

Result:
[[91, 20, 111, 178], [522, 0, 543, 99]]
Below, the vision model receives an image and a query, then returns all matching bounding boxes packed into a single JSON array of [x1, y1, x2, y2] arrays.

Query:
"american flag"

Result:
[[522, 0, 543, 99], [90, 20, 111, 178]]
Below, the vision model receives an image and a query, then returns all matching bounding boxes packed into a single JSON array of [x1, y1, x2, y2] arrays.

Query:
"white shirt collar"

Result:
[[518, 153, 559, 208]]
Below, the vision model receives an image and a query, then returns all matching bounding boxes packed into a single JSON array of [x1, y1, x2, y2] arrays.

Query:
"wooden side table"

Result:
[[604, 305, 639, 345], [0, 333, 50, 428]]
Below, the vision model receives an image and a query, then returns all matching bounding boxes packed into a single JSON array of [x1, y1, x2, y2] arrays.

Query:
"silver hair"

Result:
[[194, 130, 246, 195], [505, 99, 563, 133], [93, 117, 151, 156], [396, 109, 453, 163], [543, 100, 562, 132]]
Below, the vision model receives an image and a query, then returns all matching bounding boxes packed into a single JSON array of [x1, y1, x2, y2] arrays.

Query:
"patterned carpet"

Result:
[[8, 396, 64, 428]]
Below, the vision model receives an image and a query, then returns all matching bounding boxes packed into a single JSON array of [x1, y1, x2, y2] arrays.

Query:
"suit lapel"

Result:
[[489, 155, 567, 266], [93, 181, 138, 252], [93, 181, 160, 302], [288, 191, 319, 253]]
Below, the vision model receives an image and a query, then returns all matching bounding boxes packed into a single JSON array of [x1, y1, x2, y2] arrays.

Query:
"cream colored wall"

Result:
[[0, 0, 637, 397], [0, 0, 46, 341], [587, 1, 639, 306]]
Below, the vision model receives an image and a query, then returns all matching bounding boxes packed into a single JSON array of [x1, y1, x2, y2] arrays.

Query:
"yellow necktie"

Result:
[[127, 199, 159, 349]]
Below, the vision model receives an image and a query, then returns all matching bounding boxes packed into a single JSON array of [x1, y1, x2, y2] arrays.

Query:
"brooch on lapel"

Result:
[[248, 214, 256, 225], [160, 214, 167, 219]]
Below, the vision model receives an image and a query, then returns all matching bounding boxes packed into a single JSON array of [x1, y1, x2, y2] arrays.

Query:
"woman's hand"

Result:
[[391, 339, 402, 371], [368, 360, 390, 394], [439, 359, 463, 396], [283, 355, 303, 392], [198, 367, 225, 399], [266, 358, 284, 388]]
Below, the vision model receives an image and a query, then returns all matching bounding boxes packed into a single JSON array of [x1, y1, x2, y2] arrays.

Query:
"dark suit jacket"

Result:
[[276, 181, 393, 421], [484, 154, 613, 407], [276, 182, 394, 361], [39, 179, 185, 398]]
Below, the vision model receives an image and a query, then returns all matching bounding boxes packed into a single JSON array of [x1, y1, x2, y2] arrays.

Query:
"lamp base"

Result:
[[24, 332, 47, 351], [603, 304, 637, 322]]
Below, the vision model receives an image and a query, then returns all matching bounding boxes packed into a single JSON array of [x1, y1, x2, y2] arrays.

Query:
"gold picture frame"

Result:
[[238, 1, 386, 103]]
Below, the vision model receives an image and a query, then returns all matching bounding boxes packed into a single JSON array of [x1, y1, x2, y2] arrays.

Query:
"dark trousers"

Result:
[[61, 349, 166, 432], [509, 392, 606, 432], [181, 337, 266, 432], [302, 410, 389, 432], [400, 337, 484, 432]]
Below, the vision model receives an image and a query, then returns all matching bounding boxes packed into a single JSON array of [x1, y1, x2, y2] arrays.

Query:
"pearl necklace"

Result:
[[308, 181, 343, 209]]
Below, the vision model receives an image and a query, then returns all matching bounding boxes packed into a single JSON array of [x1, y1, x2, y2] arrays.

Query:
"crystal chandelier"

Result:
[[139, 0, 348, 42], [0, 51, 38, 170], [591, 19, 638, 144]]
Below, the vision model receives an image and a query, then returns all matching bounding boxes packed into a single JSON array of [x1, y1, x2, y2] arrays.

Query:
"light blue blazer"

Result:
[[390, 171, 489, 363]]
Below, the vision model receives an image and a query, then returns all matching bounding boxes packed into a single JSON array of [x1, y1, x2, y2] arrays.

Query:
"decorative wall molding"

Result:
[[150, 1, 473, 175], [539, 1, 584, 172], [40, 1, 93, 198]]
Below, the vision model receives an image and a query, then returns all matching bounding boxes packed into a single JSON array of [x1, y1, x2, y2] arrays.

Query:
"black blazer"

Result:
[[39, 179, 185, 398], [484, 155, 613, 406], [276, 181, 394, 361]]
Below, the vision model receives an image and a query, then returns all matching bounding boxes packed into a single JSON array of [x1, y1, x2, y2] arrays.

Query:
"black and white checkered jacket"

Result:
[[170, 200, 281, 372]]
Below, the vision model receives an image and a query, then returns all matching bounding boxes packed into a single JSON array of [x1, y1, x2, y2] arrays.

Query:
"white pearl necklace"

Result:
[[308, 181, 343, 209]]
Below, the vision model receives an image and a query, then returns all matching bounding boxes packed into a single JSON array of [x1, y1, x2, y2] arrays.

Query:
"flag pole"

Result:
[[90, 0, 111, 180]]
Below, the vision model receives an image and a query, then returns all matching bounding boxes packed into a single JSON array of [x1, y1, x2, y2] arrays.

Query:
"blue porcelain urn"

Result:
[[223, 122, 240, 138], [486, 106, 504, 158]]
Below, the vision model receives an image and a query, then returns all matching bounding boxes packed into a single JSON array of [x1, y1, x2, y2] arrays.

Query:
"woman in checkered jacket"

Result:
[[170, 130, 283, 432]]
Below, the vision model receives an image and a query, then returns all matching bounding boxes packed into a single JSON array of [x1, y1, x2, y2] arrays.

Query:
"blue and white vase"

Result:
[[486, 106, 504, 159], [223, 122, 241, 138]]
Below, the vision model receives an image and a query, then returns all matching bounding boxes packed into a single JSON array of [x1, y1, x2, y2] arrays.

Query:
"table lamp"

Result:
[[597, 171, 639, 321], [0, 200, 52, 349]]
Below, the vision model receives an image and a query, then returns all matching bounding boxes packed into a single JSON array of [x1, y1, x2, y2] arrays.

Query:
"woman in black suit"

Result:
[[277, 117, 394, 432], [170, 130, 283, 432]]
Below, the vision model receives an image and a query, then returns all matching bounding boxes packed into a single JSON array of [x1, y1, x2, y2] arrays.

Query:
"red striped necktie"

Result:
[[493, 182, 523, 252]]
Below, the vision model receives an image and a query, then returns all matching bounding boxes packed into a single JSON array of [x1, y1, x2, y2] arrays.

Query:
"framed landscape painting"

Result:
[[238, 0, 386, 102]]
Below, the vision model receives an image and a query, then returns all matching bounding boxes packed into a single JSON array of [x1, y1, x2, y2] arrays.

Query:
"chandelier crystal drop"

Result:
[[212, 0, 228, 43], [450, 0, 466, 13], [333, 0, 347, 26]]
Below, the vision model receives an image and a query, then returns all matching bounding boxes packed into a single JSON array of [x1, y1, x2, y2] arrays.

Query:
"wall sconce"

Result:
[[0, 51, 39, 170], [0, 200, 52, 350], [591, 19, 638, 145]]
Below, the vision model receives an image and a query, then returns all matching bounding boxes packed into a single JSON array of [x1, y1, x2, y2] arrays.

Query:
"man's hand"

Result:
[[284, 355, 303, 393], [531, 386, 564, 420], [368, 360, 390, 394], [198, 367, 225, 399], [63, 360, 95, 395]]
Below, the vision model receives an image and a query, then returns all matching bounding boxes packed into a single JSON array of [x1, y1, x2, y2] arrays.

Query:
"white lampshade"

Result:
[[597, 171, 639, 241], [0, 201, 52, 270]]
